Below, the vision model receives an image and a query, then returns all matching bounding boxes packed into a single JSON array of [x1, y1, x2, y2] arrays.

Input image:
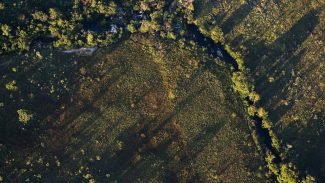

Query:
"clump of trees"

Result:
[[0, 0, 198, 53], [0, 0, 121, 53], [265, 152, 315, 183]]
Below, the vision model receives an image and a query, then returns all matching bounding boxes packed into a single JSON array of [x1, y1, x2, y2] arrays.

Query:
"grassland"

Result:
[[0, 0, 323, 182], [193, 0, 324, 181], [0, 35, 268, 182]]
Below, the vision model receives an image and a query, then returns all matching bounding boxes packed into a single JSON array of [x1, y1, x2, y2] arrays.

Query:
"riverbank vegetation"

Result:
[[193, 0, 324, 181], [190, 4, 318, 182]]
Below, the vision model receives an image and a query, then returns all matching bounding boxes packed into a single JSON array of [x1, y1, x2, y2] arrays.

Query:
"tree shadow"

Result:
[[221, 1, 260, 34], [241, 9, 320, 112], [0, 40, 126, 148], [257, 49, 306, 110], [245, 9, 319, 72], [281, 112, 325, 181], [187, 122, 224, 160], [0, 38, 131, 181]]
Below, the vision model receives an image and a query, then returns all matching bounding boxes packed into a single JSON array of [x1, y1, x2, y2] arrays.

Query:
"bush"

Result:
[[210, 26, 224, 43], [231, 72, 250, 98], [302, 175, 316, 183], [247, 106, 257, 116], [1, 24, 11, 36], [17, 109, 33, 124], [257, 107, 268, 118], [262, 119, 272, 129], [265, 153, 279, 177], [139, 20, 159, 33], [167, 32, 176, 40], [127, 24, 137, 33], [277, 164, 298, 183], [32, 11, 48, 22], [5, 80, 18, 91], [86, 32, 95, 46], [249, 91, 260, 103], [0, 3, 4, 10]]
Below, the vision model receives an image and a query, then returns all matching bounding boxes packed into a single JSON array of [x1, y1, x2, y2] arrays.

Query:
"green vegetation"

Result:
[[5, 80, 18, 91], [0, 0, 323, 182], [0, 35, 266, 182], [193, 2, 324, 180], [17, 109, 32, 124]]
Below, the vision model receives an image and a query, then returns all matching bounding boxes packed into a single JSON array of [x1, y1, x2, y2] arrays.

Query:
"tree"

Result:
[[5, 80, 18, 91], [210, 26, 224, 43], [1, 24, 11, 36], [17, 109, 33, 124], [127, 23, 137, 33], [86, 32, 95, 46], [277, 164, 298, 183], [0, 3, 4, 10]]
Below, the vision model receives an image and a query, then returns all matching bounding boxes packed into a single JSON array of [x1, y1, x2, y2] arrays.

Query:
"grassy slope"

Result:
[[0, 35, 266, 182], [193, 0, 325, 180]]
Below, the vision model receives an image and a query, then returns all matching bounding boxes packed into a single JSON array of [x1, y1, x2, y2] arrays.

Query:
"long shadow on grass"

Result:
[[0, 38, 127, 149], [221, 1, 260, 34], [0, 39, 130, 182], [281, 112, 325, 182], [245, 9, 319, 73], [104, 87, 206, 182], [242, 10, 320, 108]]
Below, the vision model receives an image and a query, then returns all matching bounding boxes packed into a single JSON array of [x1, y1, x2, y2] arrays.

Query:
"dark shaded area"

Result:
[[221, 1, 260, 34], [185, 21, 284, 172], [252, 115, 281, 162], [246, 9, 319, 82], [186, 22, 276, 149], [186, 24, 239, 70], [235, 9, 320, 111], [281, 111, 325, 181], [187, 122, 223, 160], [0, 38, 126, 150], [236, 9, 323, 181]]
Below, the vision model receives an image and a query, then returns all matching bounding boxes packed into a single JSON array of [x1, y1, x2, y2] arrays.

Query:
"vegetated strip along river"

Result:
[[185, 24, 281, 164]]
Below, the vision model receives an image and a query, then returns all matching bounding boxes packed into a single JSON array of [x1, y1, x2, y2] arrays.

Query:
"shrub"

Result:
[[265, 153, 279, 175], [167, 32, 176, 40], [1, 24, 11, 36], [262, 119, 272, 129], [86, 32, 95, 46], [302, 175, 316, 183], [231, 72, 250, 98], [139, 21, 151, 33], [127, 24, 137, 33], [270, 131, 281, 151], [277, 164, 298, 183], [247, 106, 257, 116], [210, 26, 224, 43], [249, 91, 260, 103], [17, 109, 33, 124], [15, 29, 29, 50], [49, 8, 60, 20], [0, 3, 4, 10], [257, 107, 268, 118], [32, 11, 48, 22], [5, 80, 18, 91]]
